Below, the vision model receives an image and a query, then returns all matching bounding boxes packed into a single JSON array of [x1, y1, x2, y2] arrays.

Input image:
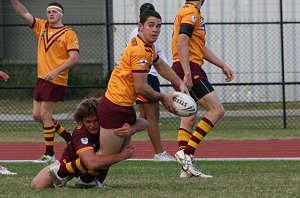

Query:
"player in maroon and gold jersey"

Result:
[[172, 0, 235, 178], [11, 1, 80, 163], [97, 10, 188, 170], [31, 98, 148, 189]]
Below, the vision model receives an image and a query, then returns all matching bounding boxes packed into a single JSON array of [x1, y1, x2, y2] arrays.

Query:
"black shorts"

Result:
[[136, 74, 160, 104], [189, 78, 215, 101], [171, 61, 214, 101]]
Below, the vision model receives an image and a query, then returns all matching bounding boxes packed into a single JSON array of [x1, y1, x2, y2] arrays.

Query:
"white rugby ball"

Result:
[[172, 92, 197, 117]]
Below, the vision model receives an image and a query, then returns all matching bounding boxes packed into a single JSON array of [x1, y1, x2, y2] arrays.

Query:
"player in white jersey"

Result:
[[128, 3, 175, 162]]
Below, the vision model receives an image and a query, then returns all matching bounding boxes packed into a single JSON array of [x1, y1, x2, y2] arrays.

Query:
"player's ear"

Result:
[[138, 23, 143, 31]]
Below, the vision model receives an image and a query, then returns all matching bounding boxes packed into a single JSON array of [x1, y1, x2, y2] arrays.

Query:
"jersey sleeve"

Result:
[[128, 37, 159, 73], [32, 18, 46, 38], [66, 30, 80, 52], [179, 10, 200, 38], [71, 126, 94, 155], [181, 10, 200, 26], [131, 47, 151, 73]]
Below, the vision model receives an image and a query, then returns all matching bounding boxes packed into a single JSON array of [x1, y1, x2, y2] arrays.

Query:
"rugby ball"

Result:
[[172, 92, 197, 117]]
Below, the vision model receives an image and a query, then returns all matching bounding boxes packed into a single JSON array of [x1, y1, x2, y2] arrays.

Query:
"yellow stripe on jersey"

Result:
[[76, 146, 93, 155], [172, 3, 206, 66], [66, 162, 75, 174], [75, 158, 85, 171]]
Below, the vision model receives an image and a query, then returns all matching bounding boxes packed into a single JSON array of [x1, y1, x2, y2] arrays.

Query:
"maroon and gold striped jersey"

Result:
[[59, 123, 99, 164]]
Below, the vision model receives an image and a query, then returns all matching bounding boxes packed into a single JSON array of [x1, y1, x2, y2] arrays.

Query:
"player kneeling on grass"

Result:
[[31, 98, 148, 189]]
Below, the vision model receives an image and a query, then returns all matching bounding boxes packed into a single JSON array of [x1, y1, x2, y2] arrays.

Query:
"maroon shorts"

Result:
[[98, 95, 136, 129], [34, 78, 67, 102], [171, 61, 208, 90]]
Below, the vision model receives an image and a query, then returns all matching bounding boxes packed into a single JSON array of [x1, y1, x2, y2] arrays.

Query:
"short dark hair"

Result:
[[139, 3, 155, 15], [139, 10, 161, 24], [48, 2, 64, 12]]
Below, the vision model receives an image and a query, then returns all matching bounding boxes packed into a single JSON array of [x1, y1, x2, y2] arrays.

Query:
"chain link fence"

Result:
[[1, 0, 300, 134]]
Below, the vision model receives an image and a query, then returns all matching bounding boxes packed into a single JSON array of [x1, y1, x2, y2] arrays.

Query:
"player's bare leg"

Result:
[[140, 102, 175, 161], [33, 100, 58, 163], [96, 127, 125, 169]]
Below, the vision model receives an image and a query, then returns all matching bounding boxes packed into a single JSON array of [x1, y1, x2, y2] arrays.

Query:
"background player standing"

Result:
[[171, 0, 235, 178], [128, 3, 175, 162], [11, 0, 80, 163]]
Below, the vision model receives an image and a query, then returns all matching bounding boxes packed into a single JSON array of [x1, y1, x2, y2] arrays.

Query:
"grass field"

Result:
[[1, 160, 299, 198], [1, 101, 300, 197]]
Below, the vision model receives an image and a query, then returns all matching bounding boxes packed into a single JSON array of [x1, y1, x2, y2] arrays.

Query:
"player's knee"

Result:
[[214, 106, 225, 120], [40, 110, 52, 121], [147, 113, 159, 123], [32, 113, 42, 122], [31, 180, 41, 189]]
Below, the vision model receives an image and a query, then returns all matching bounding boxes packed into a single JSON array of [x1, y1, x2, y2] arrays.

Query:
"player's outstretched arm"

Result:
[[11, 0, 34, 26], [153, 58, 188, 94], [78, 145, 135, 170]]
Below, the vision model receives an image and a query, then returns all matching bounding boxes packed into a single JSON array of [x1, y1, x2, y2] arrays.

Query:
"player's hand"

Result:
[[178, 82, 189, 95], [222, 65, 235, 82], [183, 73, 193, 91], [161, 94, 177, 114], [114, 123, 134, 137], [0, 71, 9, 81], [120, 144, 135, 160], [45, 71, 58, 81]]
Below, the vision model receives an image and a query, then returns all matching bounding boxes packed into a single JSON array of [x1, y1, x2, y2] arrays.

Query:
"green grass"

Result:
[[0, 161, 299, 197]]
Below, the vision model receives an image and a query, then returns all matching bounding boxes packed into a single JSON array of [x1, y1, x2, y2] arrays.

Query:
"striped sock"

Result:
[[178, 128, 192, 150], [53, 119, 71, 143], [184, 117, 214, 155], [43, 126, 55, 156]]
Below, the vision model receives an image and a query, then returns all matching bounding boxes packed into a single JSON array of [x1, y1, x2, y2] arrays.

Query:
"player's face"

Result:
[[47, 9, 62, 24], [139, 17, 161, 45], [83, 113, 100, 135]]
